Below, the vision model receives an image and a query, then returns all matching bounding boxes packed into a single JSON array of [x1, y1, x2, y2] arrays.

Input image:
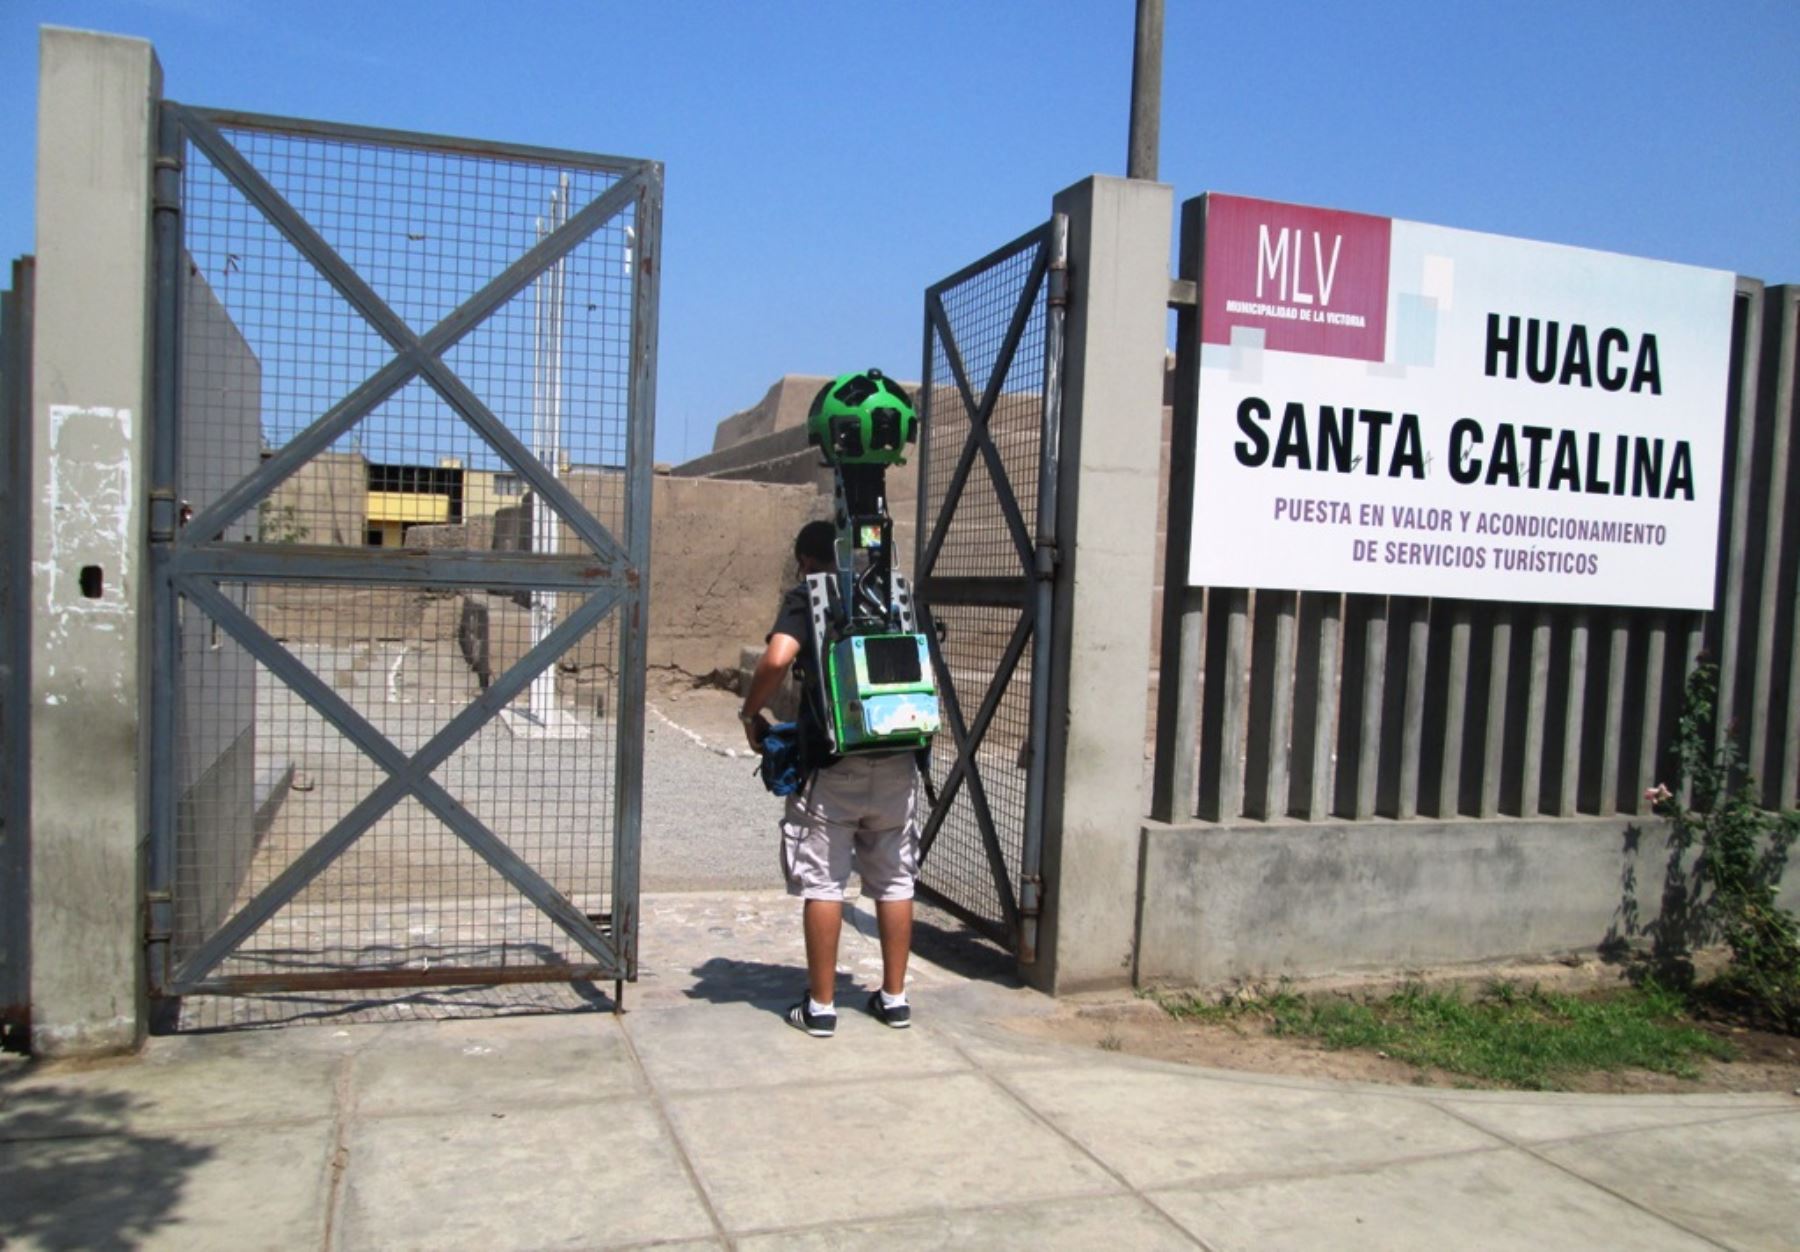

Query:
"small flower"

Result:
[[1645, 783, 1673, 807]]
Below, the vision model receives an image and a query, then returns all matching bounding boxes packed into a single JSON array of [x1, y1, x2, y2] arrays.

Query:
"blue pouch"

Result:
[[755, 721, 804, 796]]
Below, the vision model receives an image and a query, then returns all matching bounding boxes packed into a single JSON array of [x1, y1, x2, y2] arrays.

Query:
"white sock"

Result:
[[808, 996, 835, 1017], [880, 989, 908, 1009]]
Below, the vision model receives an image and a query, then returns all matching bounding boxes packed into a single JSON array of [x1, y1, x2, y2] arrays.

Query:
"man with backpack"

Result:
[[740, 518, 920, 1037]]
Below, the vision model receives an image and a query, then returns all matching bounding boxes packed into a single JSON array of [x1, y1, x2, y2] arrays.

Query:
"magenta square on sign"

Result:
[[1201, 194, 1392, 363]]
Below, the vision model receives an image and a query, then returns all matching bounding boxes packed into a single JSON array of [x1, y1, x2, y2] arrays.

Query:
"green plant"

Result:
[[1267, 981, 1731, 1089], [1149, 978, 1733, 1088], [1650, 663, 1800, 1032]]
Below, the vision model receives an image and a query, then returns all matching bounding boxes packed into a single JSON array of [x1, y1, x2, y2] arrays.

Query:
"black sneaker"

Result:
[[868, 991, 911, 1029], [786, 999, 835, 1037]]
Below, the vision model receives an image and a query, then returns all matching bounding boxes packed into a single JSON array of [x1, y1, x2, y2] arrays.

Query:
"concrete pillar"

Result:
[[28, 28, 161, 1056], [1033, 175, 1172, 993]]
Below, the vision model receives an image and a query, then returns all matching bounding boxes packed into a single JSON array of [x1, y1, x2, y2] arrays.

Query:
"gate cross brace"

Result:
[[172, 104, 639, 570], [916, 246, 1048, 582], [917, 605, 1031, 932], [911, 227, 1059, 945], [168, 576, 623, 990]]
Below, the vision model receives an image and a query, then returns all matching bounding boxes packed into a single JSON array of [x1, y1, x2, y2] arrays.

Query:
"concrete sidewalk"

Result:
[[3, 891, 1796, 1250]]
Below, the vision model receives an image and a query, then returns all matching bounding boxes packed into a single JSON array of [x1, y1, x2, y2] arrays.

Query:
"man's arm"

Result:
[[740, 632, 802, 749]]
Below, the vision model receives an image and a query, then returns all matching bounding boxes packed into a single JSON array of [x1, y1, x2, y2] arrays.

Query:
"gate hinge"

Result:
[[1168, 278, 1198, 309], [1033, 542, 1059, 580], [1047, 213, 1070, 311], [144, 889, 173, 944], [1019, 874, 1044, 918], [153, 155, 183, 215], [148, 489, 178, 543]]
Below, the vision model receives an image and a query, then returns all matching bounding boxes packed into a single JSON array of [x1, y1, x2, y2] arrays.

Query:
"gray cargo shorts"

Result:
[[779, 751, 920, 902]]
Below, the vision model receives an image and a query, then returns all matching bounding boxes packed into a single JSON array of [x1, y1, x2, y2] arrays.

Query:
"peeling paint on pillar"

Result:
[[43, 405, 135, 628]]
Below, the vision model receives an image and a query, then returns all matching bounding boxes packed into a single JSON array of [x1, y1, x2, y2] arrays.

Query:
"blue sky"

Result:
[[5, 1, 1797, 464]]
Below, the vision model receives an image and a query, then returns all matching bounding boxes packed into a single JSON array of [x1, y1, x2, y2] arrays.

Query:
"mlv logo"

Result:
[[1201, 194, 1392, 363], [1258, 222, 1342, 306]]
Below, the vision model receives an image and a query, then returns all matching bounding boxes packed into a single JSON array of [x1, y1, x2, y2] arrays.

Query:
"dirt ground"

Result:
[[647, 668, 755, 748], [1013, 963, 1800, 1096]]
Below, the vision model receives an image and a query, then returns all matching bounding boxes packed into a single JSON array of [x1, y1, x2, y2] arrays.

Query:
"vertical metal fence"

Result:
[[150, 106, 659, 1013], [1155, 271, 1800, 823], [1, 257, 34, 1048], [914, 220, 1065, 954]]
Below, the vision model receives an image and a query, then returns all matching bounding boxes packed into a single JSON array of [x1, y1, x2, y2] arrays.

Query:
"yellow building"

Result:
[[354, 457, 538, 547], [461, 465, 525, 526], [363, 458, 460, 547], [364, 488, 450, 547]]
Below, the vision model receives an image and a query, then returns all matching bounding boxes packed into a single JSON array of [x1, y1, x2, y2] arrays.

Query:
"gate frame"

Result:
[[1, 257, 34, 1050], [145, 103, 662, 1000], [913, 215, 1067, 961], [914, 176, 1173, 993]]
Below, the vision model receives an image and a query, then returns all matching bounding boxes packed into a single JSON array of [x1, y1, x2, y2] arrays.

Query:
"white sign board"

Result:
[[1188, 194, 1737, 609]]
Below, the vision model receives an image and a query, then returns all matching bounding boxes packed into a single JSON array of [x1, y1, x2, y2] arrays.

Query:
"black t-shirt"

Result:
[[769, 583, 838, 772]]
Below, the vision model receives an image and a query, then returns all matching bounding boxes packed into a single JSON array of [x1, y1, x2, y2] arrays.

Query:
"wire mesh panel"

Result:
[[914, 223, 1060, 950], [919, 603, 1033, 926], [150, 106, 659, 1004]]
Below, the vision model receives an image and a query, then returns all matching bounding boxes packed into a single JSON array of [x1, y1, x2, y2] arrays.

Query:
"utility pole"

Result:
[[528, 175, 570, 727], [1128, 0, 1164, 180]]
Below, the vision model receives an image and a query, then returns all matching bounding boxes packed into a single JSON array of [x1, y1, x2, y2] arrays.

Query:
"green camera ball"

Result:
[[807, 369, 918, 466]]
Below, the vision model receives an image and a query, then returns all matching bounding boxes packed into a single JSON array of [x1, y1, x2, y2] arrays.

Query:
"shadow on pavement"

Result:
[[154, 979, 617, 1034], [0, 1077, 216, 1251], [897, 910, 1026, 988], [153, 940, 619, 1033], [682, 957, 860, 1019], [683, 904, 1025, 1022]]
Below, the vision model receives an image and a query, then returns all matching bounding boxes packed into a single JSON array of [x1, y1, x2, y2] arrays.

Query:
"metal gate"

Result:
[[1, 256, 33, 1047], [147, 105, 660, 1003], [913, 217, 1067, 959]]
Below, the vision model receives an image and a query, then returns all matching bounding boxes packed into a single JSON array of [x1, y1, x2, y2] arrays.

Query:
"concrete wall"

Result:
[[28, 29, 159, 1056], [1136, 817, 1800, 988], [505, 473, 823, 681], [680, 368, 928, 541], [643, 475, 824, 675], [676, 423, 822, 486], [708, 374, 832, 452], [265, 450, 366, 546], [676, 437, 919, 580], [174, 261, 264, 948]]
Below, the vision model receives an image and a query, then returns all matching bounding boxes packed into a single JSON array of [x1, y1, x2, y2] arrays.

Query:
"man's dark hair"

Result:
[[795, 520, 836, 567]]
